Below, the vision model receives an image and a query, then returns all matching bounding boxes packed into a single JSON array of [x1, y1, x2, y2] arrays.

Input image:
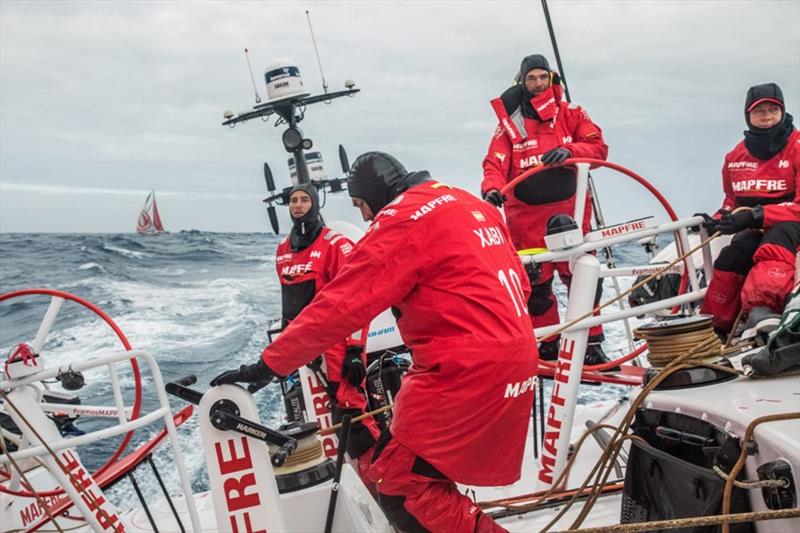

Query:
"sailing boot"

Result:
[[538, 339, 560, 361], [740, 306, 781, 345], [585, 336, 619, 372]]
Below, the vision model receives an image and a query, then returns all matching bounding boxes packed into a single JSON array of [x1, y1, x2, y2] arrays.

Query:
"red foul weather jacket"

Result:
[[481, 83, 608, 250], [718, 129, 800, 227], [263, 180, 539, 486], [275, 227, 367, 388]]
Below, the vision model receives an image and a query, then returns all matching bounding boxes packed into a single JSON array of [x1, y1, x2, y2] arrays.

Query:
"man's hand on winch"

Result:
[[210, 358, 277, 392]]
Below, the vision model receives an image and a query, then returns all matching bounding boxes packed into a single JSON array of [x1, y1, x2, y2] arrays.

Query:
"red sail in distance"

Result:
[[136, 191, 166, 234]]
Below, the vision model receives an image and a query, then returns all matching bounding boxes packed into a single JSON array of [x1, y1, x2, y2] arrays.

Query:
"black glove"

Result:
[[482, 189, 506, 208], [341, 346, 366, 387], [717, 206, 763, 235], [691, 212, 719, 234], [524, 261, 541, 285], [210, 358, 275, 388], [541, 147, 572, 166]]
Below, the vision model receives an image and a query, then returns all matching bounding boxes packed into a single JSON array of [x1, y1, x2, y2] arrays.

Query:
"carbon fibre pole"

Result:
[[540, 0, 637, 353], [540, 0, 570, 102]]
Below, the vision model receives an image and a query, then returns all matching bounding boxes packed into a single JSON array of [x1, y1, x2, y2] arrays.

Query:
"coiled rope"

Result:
[[278, 438, 324, 469], [634, 316, 723, 367]]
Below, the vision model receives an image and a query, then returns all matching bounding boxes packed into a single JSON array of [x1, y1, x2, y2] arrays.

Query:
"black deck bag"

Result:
[[628, 269, 682, 309], [621, 409, 754, 533]]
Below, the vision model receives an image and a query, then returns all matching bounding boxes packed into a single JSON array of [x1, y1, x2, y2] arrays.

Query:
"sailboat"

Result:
[[136, 190, 166, 235]]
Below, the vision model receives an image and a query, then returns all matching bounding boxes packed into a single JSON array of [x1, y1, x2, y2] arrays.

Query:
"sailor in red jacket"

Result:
[[481, 54, 611, 365], [275, 184, 380, 465], [698, 83, 800, 333], [212, 153, 538, 533]]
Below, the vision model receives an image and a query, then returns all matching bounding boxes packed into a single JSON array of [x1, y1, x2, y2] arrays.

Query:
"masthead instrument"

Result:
[[222, 56, 358, 234]]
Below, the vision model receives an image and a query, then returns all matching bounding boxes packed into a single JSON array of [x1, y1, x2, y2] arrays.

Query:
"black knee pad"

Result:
[[762, 221, 800, 252], [588, 333, 605, 344], [371, 429, 393, 462], [346, 423, 376, 459], [594, 279, 604, 307], [376, 493, 430, 533], [332, 407, 376, 459], [411, 457, 447, 479], [714, 230, 762, 274], [528, 278, 555, 316]]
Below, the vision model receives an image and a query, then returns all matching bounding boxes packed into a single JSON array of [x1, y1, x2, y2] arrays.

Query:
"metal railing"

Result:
[[0, 349, 202, 531]]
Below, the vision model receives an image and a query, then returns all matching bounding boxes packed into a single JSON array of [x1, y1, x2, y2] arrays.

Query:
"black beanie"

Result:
[[520, 54, 551, 78]]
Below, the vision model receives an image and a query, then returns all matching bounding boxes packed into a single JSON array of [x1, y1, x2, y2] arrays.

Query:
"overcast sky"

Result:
[[1, 0, 798, 233]]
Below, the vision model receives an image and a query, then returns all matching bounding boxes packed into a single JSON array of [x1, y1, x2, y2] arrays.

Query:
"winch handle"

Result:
[[272, 439, 298, 467], [247, 380, 271, 394], [209, 406, 297, 454], [173, 375, 197, 386], [165, 375, 203, 405]]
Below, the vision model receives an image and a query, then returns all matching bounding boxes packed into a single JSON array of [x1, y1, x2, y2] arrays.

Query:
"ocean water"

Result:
[[0, 231, 649, 509]]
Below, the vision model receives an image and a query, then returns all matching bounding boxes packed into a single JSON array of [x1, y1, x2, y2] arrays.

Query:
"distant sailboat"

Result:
[[136, 190, 166, 234]]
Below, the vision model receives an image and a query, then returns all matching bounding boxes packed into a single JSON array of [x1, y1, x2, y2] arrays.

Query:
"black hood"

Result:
[[744, 112, 795, 161], [743, 82, 793, 160], [347, 152, 431, 214], [745, 82, 785, 129], [289, 183, 323, 251]]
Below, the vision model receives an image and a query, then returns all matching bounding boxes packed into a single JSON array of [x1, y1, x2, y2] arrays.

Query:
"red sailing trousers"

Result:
[[702, 223, 800, 332], [368, 438, 507, 533], [531, 261, 604, 339]]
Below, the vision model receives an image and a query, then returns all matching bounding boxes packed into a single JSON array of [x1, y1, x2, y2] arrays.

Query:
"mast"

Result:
[[540, 0, 571, 101]]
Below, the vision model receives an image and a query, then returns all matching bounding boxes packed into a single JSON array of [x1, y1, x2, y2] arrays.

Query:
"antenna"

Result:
[[244, 48, 262, 104], [305, 10, 329, 95]]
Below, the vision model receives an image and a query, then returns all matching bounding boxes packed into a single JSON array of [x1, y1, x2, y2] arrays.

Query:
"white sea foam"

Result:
[[243, 254, 275, 263], [141, 267, 188, 276], [104, 245, 146, 259], [48, 278, 276, 357], [78, 262, 105, 271]]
